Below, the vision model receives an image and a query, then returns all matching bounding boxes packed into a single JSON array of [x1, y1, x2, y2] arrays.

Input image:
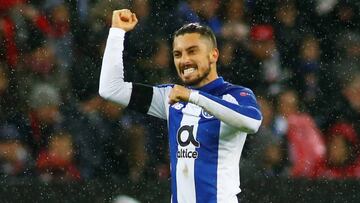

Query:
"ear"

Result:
[[209, 48, 219, 64]]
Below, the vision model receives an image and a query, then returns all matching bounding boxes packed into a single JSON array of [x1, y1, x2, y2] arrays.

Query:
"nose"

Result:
[[179, 54, 191, 67]]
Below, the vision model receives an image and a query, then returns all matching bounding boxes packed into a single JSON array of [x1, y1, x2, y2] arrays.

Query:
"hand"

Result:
[[112, 9, 138, 32], [168, 85, 191, 105]]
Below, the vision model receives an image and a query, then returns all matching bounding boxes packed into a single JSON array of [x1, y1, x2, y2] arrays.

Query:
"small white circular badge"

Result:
[[201, 109, 214, 119]]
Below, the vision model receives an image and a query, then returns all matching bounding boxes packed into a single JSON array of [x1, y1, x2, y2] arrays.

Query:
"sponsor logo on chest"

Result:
[[176, 125, 200, 159]]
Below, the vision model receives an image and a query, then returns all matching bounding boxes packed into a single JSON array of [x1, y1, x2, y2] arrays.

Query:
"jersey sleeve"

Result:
[[147, 85, 173, 119], [99, 28, 132, 106], [99, 28, 169, 120], [188, 87, 262, 133]]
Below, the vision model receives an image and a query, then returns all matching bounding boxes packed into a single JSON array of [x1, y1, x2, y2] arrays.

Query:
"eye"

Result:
[[173, 52, 181, 58]]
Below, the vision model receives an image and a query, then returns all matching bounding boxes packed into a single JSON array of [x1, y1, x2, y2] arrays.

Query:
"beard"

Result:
[[181, 64, 211, 86]]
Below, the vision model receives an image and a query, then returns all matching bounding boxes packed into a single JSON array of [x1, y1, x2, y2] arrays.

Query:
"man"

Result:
[[99, 9, 262, 203]]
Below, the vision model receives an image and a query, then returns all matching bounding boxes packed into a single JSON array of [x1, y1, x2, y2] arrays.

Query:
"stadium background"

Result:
[[0, 0, 359, 202]]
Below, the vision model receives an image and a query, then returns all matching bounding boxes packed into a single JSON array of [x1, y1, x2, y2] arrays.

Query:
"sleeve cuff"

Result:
[[109, 27, 126, 38], [188, 90, 200, 104]]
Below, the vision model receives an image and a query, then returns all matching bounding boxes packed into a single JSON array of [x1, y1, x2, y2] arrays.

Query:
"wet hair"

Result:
[[173, 23, 217, 48]]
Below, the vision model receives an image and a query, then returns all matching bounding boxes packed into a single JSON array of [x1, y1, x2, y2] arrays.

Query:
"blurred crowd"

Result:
[[0, 0, 359, 184]]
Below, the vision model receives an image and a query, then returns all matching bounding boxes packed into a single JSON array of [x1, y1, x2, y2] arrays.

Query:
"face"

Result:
[[27, 45, 55, 74], [327, 136, 349, 166], [300, 38, 320, 61], [101, 100, 123, 120], [278, 91, 298, 117], [173, 33, 218, 87], [264, 144, 282, 166], [154, 41, 170, 68], [0, 67, 9, 95], [132, 0, 150, 19], [227, 0, 244, 20], [276, 4, 297, 26], [52, 4, 70, 23], [250, 40, 276, 60], [36, 105, 60, 124], [257, 98, 273, 127], [344, 75, 360, 111], [49, 134, 73, 162]]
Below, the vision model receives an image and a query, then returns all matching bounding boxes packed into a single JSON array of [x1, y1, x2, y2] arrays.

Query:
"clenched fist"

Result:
[[168, 85, 191, 105], [112, 9, 138, 32]]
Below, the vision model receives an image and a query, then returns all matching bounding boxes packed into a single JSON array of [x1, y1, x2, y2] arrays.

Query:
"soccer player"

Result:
[[99, 9, 262, 203]]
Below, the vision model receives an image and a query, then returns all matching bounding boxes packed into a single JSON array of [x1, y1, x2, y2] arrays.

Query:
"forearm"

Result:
[[99, 28, 132, 107], [189, 91, 262, 133]]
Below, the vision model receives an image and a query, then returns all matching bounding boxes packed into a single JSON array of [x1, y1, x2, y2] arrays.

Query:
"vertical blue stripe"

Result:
[[194, 115, 221, 203], [168, 104, 184, 203]]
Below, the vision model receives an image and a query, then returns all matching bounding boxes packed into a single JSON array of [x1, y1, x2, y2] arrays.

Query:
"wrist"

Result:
[[188, 90, 200, 104], [109, 27, 126, 37]]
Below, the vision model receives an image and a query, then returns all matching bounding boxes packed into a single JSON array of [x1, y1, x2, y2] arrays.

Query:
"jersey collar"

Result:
[[190, 77, 225, 93]]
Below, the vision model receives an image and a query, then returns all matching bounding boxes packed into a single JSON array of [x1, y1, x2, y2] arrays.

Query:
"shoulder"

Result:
[[152, 84, 174, 98], [155, 84, 174, 88], [221, 82, 256, 98], [217, 82, 259, 107]]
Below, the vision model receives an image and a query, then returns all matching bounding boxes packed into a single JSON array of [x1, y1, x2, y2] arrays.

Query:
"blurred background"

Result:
[[0, 0, 359, 202]]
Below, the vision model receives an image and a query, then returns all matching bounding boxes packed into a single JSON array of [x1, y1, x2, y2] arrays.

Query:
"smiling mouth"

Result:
[[181, 65, 197, 77], [183, 67, 195, 75]]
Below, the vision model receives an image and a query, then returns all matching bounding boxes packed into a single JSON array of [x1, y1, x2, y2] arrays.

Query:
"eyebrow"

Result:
[[186, 45, 199, 51], [173, 45, 199, 53]]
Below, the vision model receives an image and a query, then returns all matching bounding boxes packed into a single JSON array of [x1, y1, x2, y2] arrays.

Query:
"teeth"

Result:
[[183, 68, 195, 75]]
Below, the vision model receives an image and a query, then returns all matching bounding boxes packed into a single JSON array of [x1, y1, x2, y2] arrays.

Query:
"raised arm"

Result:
[[98, 9, 138, 106], [99, 9, 170, 119]]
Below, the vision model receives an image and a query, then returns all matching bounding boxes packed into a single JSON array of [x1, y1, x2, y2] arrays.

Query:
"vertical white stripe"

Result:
[[176, 103, 202, 203], [217, 94, 247, 203]]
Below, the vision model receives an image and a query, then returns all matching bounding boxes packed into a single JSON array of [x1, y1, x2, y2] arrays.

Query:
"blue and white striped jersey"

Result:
[[99, 28, 262, 203]]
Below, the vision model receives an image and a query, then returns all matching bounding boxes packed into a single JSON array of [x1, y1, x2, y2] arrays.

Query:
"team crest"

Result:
[[201, 109, 214, 119]]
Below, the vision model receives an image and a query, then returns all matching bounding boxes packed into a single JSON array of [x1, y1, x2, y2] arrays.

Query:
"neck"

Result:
[[192, 67, 218, 88], [193, 76, 218, 88]]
